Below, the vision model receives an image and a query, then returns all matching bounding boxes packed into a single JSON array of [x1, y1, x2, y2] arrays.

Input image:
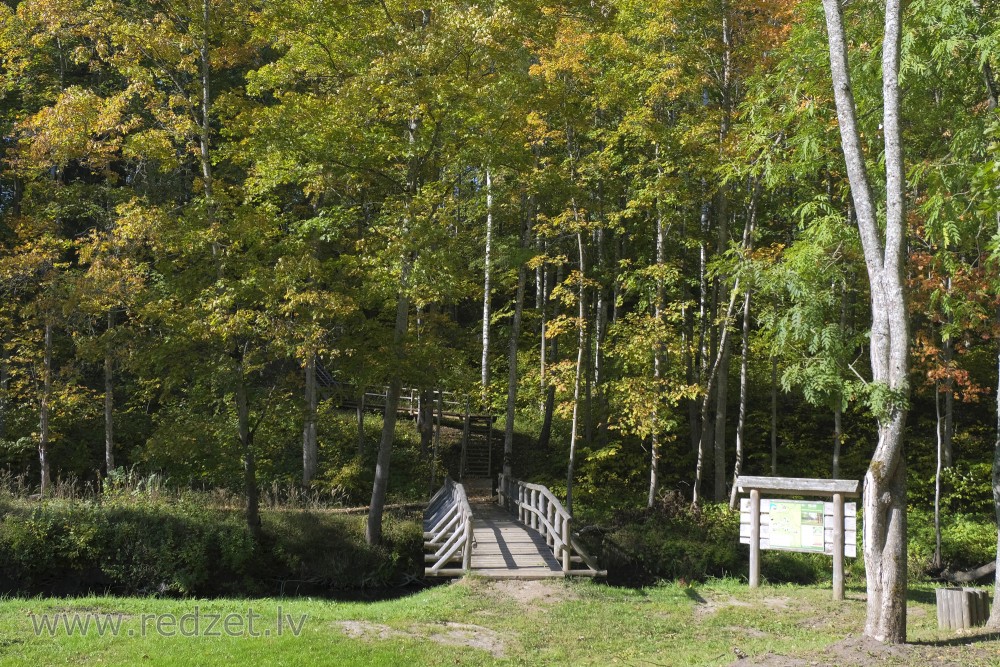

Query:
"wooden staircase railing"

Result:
[[423, 478, 475, 577], [496, 473, 606, 577]]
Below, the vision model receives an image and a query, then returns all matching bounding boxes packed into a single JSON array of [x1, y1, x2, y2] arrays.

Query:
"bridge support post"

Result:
[[562, 515, 572, 573], [462, 515, 473, 572]]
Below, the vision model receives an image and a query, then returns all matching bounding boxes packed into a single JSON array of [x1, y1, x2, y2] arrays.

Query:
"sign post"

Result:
[[736, 476, 861, 601]]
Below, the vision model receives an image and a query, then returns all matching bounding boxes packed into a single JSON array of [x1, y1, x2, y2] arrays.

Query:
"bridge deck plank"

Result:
[[466, 503, 563, 580]]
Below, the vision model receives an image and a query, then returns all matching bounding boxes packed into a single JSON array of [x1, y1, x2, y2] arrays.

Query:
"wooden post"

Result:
[[462, 516, 473, 572], [832, 492, 845, 601], [547, 503, 555, 547], [749, 489, 761, 588], [562, 514, 571, 573], [459, 399, 470, 481], [531, 489, 539, 530], [519, 484, 525, 523], [936, 588, 990, 630]]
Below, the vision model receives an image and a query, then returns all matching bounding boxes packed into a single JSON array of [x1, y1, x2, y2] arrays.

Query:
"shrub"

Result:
[[0, 496, 420, 597]]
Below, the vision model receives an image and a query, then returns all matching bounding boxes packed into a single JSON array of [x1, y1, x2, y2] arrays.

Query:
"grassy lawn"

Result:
[[0, 578, 997, 666]]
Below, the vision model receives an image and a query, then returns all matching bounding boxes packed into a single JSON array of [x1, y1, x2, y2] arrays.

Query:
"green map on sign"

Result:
[[767, 500, 825, 553]]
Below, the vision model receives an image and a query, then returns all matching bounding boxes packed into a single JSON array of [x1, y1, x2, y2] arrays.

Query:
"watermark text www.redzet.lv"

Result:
[[29, 607, 308, 638]]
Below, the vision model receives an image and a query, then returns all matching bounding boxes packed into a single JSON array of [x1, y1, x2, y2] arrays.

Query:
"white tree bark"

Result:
[[989, 308, 1000, 627], [39, 317, 53, 495], [481, 167, 494, 394], [566, 232, 586, 514], [821, 0, 910, 643], [302, 352, 318, 485]]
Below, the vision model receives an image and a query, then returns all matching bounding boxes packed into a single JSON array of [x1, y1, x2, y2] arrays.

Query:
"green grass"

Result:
[[0, 579, 997, 666]]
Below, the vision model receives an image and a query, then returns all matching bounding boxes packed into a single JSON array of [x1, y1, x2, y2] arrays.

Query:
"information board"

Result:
[[767, 500, 825, 552]]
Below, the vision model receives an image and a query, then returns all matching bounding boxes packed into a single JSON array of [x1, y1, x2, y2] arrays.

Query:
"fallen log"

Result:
[[939, 561, 997, 584]]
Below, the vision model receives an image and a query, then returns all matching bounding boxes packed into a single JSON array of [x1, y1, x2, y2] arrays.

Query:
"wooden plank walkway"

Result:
[[466, 503, 564, 579], [423, 477, 604, 579]]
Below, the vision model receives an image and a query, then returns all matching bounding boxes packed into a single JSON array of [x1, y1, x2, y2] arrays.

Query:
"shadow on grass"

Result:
[[908, 630, 1000, 647], [683, 587, 707, 604]]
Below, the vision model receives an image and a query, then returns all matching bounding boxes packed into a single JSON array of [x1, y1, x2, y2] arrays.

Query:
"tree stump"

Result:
[[935, 587, 990, 631]]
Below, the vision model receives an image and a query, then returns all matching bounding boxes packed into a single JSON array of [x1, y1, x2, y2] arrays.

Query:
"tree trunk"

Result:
[[988, 306, 1000, 628], [303, 353, 318, 485], [431, 390, 443, 491], [198, 0, 213, 201], [770, 356, 778, 475], [540, 256, 549, 414], [459, 398, 470, 481], [693, 281, 740, 506], [943, 323, 954, 468], [713, 342, 731, 501], [566, 232, 586, 514], [822, 0, 910, 642], [0, 334, 7, 443], [234, 353, 261, 540], [357, 392, 366, 455], [729, 288, 751, 509], [39, 317, 53, 495], [540, 264, 563, 450], [833, 403, 842, 478], [368, 110, 418, 546], [650, 195, 667, 508], [104, 336, 115, 474], [418, 388, 433, 458], [503, 220, 528, 478], [481, 166, 494, 395], [934, 384, 944, 570]]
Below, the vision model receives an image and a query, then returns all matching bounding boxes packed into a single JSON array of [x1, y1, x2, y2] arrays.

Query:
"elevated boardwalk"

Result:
[[423, 476, 605, 580]]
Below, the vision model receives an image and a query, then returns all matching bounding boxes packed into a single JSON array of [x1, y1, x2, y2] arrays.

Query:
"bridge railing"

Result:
[[423, 478, 474, 576], [496, 473, 604, 576], [320, 379, 475, 419]]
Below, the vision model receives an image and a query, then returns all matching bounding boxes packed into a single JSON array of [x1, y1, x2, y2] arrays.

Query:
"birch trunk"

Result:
[[357, 392, 366, 455], [821, 0, 909, 642], [943, 326, 954, 468], [713, 342, 731, 501], [0, 334, 7, 443], [39, 317, 53, 495], [104, 332, 115, 474], [693, 281, 740, 506], [989, 306, 1000, 628], [770, 356, 778, 475], [566, 232, 586, 514], [729, 288, 751, 509], [833, 403, 842, 478], [649, 197, 666, 508], [302, 353, 318, 485], [934, 385, 943, 570], [540, 264, 562, 450], [481, 166, 494, 395]]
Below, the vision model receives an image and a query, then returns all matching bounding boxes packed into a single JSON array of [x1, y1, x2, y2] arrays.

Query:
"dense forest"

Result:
[[1, 0, 999, 645]]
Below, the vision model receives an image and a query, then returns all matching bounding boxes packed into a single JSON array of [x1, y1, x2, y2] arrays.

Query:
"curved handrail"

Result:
[[424, 478, 474, 575], [496, 473, 604, 576]]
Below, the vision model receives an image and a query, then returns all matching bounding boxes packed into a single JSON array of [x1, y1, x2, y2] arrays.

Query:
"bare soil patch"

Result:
[[334, 619, 507, 657], [487, 579, 579, 607], [729, 634, 1000, 666]]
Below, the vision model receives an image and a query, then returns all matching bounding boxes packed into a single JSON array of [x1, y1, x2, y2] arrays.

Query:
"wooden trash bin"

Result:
[[935, 587, 990, 631]]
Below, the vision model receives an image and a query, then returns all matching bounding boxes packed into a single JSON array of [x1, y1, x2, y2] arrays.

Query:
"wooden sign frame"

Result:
[[735, 476, 861, 601]]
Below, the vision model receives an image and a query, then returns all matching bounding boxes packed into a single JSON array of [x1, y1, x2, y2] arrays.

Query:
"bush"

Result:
[[0, 496, 421, 597], [601, 494, 743, 584], [907, 507, 997, 576]]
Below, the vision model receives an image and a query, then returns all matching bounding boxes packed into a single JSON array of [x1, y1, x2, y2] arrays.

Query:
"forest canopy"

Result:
[[1, 0, 1000, 644]]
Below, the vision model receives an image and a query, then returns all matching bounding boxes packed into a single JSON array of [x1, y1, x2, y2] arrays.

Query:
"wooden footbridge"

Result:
[[423, 475, 605, 579]]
